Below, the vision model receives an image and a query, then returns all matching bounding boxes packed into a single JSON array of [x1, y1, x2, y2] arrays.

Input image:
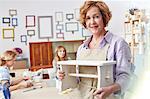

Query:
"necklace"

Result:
[[91, 39, 100, 47], [93, 41, 98, 46]]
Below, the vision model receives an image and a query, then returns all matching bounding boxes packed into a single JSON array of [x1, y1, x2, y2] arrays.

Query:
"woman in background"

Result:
[[52, 46, 68, 80], [50, 46, 68, 90], [0, 50, 32, 98]]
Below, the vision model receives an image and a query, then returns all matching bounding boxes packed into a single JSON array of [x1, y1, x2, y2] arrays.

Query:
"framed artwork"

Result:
[[66, 13, 74, 21], [56, 32, 64, 39], [82, 28, 91, 37], [26, 15, 35, 27], [9, 9, 17, 16], [55, 12, 63, 22], [38, 16, 53, 39], [2, 17, 10, 24], [21, 35, 27, 45], [12, 18, 18, 26], [65, 22, 79, 33], [56, 24, 64, 30], [27, 30, 35, 37], [2, 28, 15, 41]]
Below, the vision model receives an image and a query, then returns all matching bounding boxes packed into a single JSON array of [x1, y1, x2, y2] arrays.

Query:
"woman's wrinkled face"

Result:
[[85, 6, 105, 35], [57, 48, 66, 58]]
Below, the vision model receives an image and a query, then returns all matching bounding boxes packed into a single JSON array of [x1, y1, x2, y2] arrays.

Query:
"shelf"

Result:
[[57, 60, 116, 66], [69, 73, 98, 78], [67, 52, 76, 54], [57, 60, 115, 92], [124, 19, 139, 23]]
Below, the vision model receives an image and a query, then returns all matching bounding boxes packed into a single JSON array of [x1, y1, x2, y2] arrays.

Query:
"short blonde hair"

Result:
[[79, 0, 112, 28], [0, 50, 17, 66]]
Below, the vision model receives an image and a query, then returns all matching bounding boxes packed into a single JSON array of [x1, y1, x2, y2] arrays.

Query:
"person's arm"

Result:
[[10, 83, 22, 91], [10, 76, 33, 91], [53, 59, 65, 80], [52, 59, 58, 73], [93, 39, 132, 99], [10, 80, 32, 91], [10, 76, 24, 85], [114, 39, 132, 94]]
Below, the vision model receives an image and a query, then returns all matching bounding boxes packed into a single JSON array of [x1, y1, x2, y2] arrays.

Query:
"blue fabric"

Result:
[[2, 83, 11, 99], [0, 82, 10, 99], [0, 66, 10, 81], [0, 66, 11, 99]]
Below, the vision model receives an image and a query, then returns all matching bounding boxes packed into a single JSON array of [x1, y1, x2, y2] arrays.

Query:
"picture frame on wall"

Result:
[[9, 9, 17, 16], [2, 17, 10, 24], [26, 15, 35, 27], [38, 16, 53, 39], [66, 13, 74, 21], [21, 35, 27, 45], [27, 30, 35, 37], [56, 24, 64, 30], [12, 18, 18, 26], [56, 32, 64, 39], [2, 28, 15, 41], [65, 22, 79, 33], [55, 12, 63, 22]]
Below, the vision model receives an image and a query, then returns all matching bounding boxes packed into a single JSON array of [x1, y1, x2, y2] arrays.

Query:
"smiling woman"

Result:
[[52, 46, 67, 79], [58, 1, 134, 99]]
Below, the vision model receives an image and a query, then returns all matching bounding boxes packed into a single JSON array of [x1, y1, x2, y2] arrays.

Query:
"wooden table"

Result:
[[11, 80, 67, 99], [11, 87, 66, 99]]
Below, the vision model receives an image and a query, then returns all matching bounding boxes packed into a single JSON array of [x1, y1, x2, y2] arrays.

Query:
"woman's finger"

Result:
[[93, 88, 103, 95]]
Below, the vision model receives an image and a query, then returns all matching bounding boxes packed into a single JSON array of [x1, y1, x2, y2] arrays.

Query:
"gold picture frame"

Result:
[[2, 28, 15, 41]]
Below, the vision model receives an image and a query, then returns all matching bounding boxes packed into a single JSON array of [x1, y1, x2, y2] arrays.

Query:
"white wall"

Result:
[[0, 0, 150, 62], [0, 0, 84, 57]]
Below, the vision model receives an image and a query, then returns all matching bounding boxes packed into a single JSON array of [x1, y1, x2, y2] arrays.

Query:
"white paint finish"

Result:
[[69, 73, 98, 78], [57, 60, 115, 91], [57, 60, 116, 66]]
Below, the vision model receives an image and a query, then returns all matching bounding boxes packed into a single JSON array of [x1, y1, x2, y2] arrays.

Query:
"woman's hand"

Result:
[[18, 80, 33, 88], [57, 71, 65, 80], [10, 80, 33, 91], [93, 86, 113, 99], [93, 83, 121, 99]]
